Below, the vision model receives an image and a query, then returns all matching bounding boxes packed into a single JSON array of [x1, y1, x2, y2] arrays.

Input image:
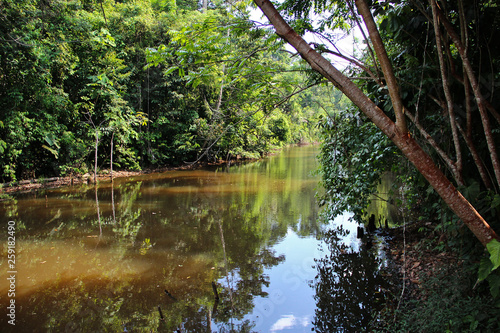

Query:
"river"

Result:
[[0, 145, 388, 332]]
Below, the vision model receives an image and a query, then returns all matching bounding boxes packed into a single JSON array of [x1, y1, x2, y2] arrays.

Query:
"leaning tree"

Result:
[[254, 0, 500, 250]]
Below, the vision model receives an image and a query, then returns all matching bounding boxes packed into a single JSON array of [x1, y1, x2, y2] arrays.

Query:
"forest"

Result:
[[2, 0, 500, 331], [0, 0, 325, 183]]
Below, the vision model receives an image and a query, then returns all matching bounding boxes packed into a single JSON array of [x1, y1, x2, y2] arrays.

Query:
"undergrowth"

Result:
[[373, 250, 500, 332]]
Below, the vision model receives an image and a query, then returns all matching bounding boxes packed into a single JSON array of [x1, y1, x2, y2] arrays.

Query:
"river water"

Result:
[[0, 145, 388, 332]]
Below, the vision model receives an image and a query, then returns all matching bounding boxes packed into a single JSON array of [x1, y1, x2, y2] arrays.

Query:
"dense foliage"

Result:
[[309, 1, 500, 242], [0, 0, 323, 182], [290, 0, 500, 321]]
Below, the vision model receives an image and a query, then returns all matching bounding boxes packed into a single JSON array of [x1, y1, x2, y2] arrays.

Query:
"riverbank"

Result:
[[0, 144, 314, 196], [376, 222, 500, 332], [385, 221, 463, 297], [0, 164, 198, 195]]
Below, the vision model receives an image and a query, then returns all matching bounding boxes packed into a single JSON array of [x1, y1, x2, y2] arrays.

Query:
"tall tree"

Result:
[[253, 0, 500, 247]]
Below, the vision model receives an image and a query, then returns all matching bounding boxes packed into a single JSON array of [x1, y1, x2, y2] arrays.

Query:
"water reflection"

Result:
[[312, 213, 390, 332], [0, 145, 324, 332]]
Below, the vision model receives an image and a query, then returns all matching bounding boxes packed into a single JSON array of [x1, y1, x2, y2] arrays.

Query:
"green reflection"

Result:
[[363, 173, 402, 228], [0, 145, 323, 331]]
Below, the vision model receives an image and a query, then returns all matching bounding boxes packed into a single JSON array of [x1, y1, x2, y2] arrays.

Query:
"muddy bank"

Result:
[[383, 221, 462, 296], [0, 164, 202, 195], [375, 220, 465, 323], [0, 144, 317, 196]]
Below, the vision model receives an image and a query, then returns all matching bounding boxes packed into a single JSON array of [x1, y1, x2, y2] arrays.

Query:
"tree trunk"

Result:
[[355, 0, 407, 135], [430, 0, 463, 185], [253, 0, 499, 247], [433, 1, 500, 189], [94, 130, 99, 184], [110, 132, 114, 180]]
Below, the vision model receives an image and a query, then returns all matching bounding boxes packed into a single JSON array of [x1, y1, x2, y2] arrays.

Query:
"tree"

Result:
[[146, 6, 322, 163], [253, 0, 499, 248]]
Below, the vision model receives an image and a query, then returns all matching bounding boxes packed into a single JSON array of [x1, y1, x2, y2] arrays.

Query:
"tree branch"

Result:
[[355, 0, 408, 135], [430, 0, 463, 185]]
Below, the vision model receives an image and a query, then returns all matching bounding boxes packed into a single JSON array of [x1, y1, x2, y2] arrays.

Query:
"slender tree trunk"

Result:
[[406, 111, 458, 175], [355, 0, 407, 135], [456, 123, 493, 190], [110, 132, 114, 180], [100, 0, 108, 26], [430, 0, 463, 185], [433, 1, 500, 189], [94, 130, 99, 184], [253, 0, 499, 246]]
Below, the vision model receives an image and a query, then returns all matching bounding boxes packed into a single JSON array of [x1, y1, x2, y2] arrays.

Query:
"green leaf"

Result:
[[44, 133, 60, 149], [478, 257, 494, 281], [491, 194, 500, 209], [0, 140, 6, 154], [42, 145, 59, 159], [486, 273, 500, 298], [487, 239, 500, 271], [164, 66, 178, 76], [191, 77, 202, 89]]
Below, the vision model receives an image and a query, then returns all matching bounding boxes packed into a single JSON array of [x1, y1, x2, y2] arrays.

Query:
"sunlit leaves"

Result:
[[488, 239, 500, 271], [279, 0, 355, 32], [478, 240, 500, 298], [143, 7, 318, 161], [318, 101, 399, 221], [90, 28, 116, 47]]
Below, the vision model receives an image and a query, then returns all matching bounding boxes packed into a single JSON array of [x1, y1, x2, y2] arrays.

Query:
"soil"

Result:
[[382, 221, 463, 301], [0, 164, 203, 195]]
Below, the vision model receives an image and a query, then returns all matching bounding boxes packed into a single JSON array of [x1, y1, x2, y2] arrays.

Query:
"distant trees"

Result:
[[0, 0, 323, 182]]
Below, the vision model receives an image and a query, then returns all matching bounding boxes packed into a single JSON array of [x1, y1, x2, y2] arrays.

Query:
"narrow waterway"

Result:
[[0, 145, 388, 332]]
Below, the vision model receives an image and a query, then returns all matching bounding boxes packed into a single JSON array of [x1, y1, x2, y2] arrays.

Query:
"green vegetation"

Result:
[[274, 0, 500, 330], [0, 0, 324, 183], [4, 0, 500, 330]]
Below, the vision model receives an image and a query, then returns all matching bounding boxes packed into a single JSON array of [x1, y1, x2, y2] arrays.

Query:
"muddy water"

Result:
[[0, 145, 327, 332], [0, 145, 390, 332]]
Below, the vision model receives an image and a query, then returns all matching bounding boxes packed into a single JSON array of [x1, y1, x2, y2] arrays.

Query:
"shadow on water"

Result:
[[312, 213, 392, 333]]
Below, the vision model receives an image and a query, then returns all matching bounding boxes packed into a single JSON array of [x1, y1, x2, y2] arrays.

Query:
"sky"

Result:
[[248, 4, 364, 70]]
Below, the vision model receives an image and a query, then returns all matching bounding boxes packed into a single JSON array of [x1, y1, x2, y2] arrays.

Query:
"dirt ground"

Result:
[[383, 221, 463, 301], [0, 165, 200, 195]]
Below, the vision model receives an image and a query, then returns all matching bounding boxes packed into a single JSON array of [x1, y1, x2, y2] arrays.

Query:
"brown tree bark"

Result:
[[430, 0, 463, 185], [355, 0, 407, 135], [253, 0, 499, 246], [433, 1, 500, 189]]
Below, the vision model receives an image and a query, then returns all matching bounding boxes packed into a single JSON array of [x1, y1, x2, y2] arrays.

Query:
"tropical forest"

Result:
[[1, 0, 500, 332]]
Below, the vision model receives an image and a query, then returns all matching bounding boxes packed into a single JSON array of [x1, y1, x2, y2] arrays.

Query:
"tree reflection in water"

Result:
[[312, 224, 390, 332], [0, 145, 321, 332]]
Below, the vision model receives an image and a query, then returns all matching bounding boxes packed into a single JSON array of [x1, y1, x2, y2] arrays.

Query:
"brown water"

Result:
[[0, 145, 330, 332], [1, 145, 391, 332]]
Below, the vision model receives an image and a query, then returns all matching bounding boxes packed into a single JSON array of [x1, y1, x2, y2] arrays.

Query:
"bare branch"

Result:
[[430, 0, 463, 185], [355, 0, 408, 135]]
